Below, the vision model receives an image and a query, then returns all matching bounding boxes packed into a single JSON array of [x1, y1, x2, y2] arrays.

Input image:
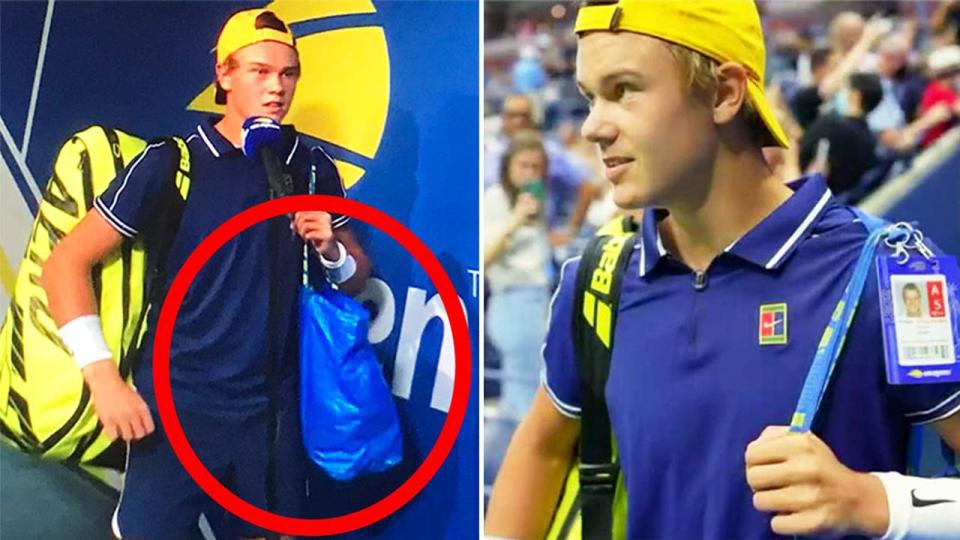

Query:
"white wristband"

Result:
[[318, 240, 357, 283], [872, 471, 960, 540], [58, 315, 112, 369]]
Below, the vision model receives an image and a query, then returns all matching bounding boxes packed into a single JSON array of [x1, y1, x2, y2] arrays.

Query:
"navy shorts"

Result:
[[112, 404, 304, 539]]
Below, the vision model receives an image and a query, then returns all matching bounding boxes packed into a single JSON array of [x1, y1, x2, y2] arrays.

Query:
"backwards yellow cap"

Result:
[[215, 8, 296, 65], [214, 9, 297, 105], [575, 0, 789, 148]]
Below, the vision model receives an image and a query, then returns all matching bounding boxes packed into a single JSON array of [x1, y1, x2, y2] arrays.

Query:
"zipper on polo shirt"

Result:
[[692, 270, 708, 290], [688, 269, 707, 360]]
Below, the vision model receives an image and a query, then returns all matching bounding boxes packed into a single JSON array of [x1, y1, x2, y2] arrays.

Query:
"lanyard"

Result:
[[789, 220, 924, 433]]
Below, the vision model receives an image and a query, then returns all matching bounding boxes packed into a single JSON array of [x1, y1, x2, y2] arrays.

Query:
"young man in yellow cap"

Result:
[[42, 8, 369, 539], [486, 1, 960, 538]]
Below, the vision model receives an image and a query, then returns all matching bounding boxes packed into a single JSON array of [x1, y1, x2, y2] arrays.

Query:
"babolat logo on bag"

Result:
[[583, 235, 630, 348]]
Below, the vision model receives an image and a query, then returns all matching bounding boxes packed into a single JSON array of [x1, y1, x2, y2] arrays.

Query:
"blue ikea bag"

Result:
[[299, 284, 402, 481], [298, 155, 401, 481]]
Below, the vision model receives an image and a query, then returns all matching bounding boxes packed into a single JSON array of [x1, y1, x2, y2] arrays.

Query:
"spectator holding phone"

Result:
[[484, 130, 552, 422]]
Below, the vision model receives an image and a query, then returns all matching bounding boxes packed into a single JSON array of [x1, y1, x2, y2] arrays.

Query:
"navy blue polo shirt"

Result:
[[94, 119, 348, 418], [543, 175, 960, 539]]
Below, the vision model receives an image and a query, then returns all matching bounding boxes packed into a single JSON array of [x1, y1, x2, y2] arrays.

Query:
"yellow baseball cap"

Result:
[[216, 8, 296, 65], [575, 0, 790, 148]]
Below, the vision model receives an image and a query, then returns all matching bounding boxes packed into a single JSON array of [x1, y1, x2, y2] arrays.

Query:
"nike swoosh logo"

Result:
[[911, 489, 956, 508], [762, 321, 781, 330]]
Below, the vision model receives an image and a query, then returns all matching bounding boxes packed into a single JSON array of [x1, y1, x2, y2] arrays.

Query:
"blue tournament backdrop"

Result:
[[0, 1, 479, 538]]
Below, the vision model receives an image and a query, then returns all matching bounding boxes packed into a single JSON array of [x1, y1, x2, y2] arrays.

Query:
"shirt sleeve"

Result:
[[93, 141, 177, 238], [545, 140, 590, 189], [541, 256, 584, 418], [309, 146, 349, 229], [919, 84, 949, 113], [875, 237, 960, 425]]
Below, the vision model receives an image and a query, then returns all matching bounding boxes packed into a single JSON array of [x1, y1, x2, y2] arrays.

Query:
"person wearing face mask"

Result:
[[484, 130, 553, 422], [918, 45, 960, 149]]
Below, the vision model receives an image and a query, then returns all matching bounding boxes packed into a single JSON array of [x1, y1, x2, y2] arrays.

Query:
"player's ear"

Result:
[[216, 57, 235, 94], [713, 62, 750, 126]]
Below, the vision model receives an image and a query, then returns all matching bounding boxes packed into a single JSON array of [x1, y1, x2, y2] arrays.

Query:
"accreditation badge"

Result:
[[877, 253, 960, 385]]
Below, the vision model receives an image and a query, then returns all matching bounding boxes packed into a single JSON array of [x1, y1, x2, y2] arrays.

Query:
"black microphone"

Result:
[[260, 146, 293, 199]]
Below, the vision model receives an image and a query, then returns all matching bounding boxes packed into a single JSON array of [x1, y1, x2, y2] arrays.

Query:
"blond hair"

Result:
[[664, 42, 772, 147]]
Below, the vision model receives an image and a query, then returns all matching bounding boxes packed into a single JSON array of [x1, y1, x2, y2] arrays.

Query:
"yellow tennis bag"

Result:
[[0, 125, 190, 468], [545, 215, 636, 540]]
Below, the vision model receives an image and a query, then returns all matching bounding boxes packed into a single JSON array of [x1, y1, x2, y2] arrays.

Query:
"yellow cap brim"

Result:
[[746, 79, 790, 148]]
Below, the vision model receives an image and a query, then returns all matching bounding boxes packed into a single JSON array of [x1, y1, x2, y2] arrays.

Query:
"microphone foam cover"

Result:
[[241, 116, 282, 160]]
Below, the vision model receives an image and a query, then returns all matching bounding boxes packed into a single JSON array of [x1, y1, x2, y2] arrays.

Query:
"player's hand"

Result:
[[83, 360, 155, 442], [293, 211, 338, 260], [745, 426, 889, 537]]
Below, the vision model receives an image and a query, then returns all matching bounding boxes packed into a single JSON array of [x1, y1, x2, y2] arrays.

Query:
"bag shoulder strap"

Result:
[[124, 135, 192, 364], [67, 132, 192, 462], [144, 135, 190, 280], [850, 206, 887, 233], [571, 214, 637, 540], [573, 214, 637, 389]]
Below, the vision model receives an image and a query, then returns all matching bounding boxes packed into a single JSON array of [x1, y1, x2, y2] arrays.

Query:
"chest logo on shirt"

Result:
[[759, 303, 788, 345]]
